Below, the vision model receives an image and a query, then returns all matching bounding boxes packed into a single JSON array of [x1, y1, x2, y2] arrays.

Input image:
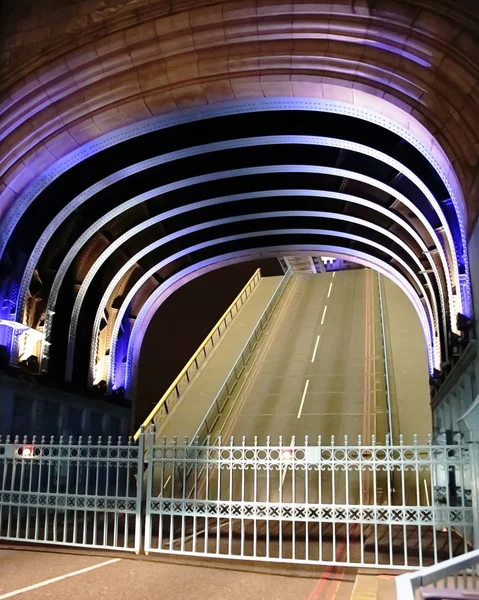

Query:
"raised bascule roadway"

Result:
[[155, 268, 429, 448], [150, 268, 431, 519], [226, 270, 386, 444]]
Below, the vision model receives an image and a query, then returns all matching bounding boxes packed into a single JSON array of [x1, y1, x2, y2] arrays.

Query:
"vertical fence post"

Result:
[[134, 425, 145, 554], [457, 397, 479, 549], [469, 442, 479, 550], [467, 440, 479, 549], [143, 424, 156, 555]]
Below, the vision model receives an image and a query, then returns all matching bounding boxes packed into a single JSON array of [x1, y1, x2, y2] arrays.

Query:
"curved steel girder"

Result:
[[81, 203, 442, 387], [126, 245, 432, 399], [87, 188, 446, 388], [0, 98, 467, 273], [46, 161, 451, 376], [14, 137, 462, 352], [106, 228, 437, 392]]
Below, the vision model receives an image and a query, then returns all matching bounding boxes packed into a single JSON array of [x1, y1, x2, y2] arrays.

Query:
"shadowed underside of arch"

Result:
[[0, 0, 477, 400]]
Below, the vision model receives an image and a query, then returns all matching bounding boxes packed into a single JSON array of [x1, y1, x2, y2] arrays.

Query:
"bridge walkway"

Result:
[[155, 275, 283, 442]]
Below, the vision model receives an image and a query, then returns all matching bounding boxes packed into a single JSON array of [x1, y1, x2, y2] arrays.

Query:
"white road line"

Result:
[[297, 379, 310, 419], [0, 559, 121, 599], [320, 305, 328, 325], [332, 271, 336, 277], [311, 335, 320, 363], [327, 282, 333, 298]]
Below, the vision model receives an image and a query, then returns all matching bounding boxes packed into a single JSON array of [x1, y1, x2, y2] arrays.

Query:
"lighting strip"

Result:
[[14, 138, 460, 357], [82, 195, 442, 386]]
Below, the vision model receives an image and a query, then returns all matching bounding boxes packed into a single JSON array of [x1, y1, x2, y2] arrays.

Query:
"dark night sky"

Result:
[[135, 258, 283, 428]]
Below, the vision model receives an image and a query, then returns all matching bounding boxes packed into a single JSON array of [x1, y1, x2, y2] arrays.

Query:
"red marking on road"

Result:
[[307, 543, 346, 600], [309, 272, 375, 599], [308, 525, 361, 600]]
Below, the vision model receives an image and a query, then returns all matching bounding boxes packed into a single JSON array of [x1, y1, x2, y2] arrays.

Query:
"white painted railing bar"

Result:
[[396, 548, 479, 599], [377, 273, 395, 444], [134, 268, 262, 441]]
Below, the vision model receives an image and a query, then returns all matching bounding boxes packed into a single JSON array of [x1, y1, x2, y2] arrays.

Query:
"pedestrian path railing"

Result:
[[396, 548, 479, 598], [134, 268, 262, 441], [1, 428, 477, 570], [191, 268, 292, 446]]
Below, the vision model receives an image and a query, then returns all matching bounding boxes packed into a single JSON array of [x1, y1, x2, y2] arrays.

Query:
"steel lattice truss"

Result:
[[0, 0, 477, 403], [0, 100, 472, 398]]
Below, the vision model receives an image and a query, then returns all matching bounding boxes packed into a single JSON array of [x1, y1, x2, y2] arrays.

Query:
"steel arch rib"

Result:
[[12, 136, 464, 343], [126, 245, 432, 398], [45, 162, 450, 374], [0, 98, 468, 271], [84, 211, 437, 387], [41, 159, 450, 334], [106, 228, 436, 392], [80, 209, 440, 388], [87, 188, 445, 387]]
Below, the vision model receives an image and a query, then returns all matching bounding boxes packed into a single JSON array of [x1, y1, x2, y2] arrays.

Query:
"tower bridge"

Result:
[[0, 1, 479, 597]]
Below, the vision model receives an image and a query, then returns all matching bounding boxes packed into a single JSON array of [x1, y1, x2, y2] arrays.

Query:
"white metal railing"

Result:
[[134, 268, 262, 441], [0, 433, 144, 553], [191, 268, 292, 445], [396, 549, 479, 599], [144, 430, 475, 569], [1, 428, 476, 568]]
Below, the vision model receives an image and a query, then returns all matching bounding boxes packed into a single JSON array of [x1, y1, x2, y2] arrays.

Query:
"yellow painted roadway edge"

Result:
[[134, 268, 262, 440]]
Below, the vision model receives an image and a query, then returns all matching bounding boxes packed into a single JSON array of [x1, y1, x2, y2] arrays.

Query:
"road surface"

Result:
[[225, 269, 388, 446]]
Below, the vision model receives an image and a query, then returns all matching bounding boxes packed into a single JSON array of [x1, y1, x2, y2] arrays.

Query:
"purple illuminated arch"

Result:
[[1, 98, 471, 328], [0, 95, 471, 391], [87, 188, 444, 389]]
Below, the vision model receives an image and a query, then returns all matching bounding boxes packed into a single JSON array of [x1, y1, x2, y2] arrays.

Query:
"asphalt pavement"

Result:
[[225, 269, 388, 446], [0, 546, 399, 599]]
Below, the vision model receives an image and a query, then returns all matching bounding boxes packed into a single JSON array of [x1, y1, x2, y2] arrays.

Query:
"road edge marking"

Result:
[[311, 335, 321, 363], [297, 379, 310, 419], [0, 558, 121, 599]]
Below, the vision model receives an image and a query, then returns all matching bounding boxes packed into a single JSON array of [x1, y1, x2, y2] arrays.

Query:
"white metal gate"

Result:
[[144, 429, 474, 570], [0, 433, 144, 552], [1, 427, 475, 568]]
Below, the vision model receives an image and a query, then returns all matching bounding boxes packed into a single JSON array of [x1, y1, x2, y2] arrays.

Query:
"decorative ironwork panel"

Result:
[[0, 433, 144, 553], [144, 433, 474, 570]]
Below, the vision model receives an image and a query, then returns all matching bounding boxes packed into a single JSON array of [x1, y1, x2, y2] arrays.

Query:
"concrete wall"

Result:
[[468, 216, 479, 390], [0, 374, 130, 441]]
